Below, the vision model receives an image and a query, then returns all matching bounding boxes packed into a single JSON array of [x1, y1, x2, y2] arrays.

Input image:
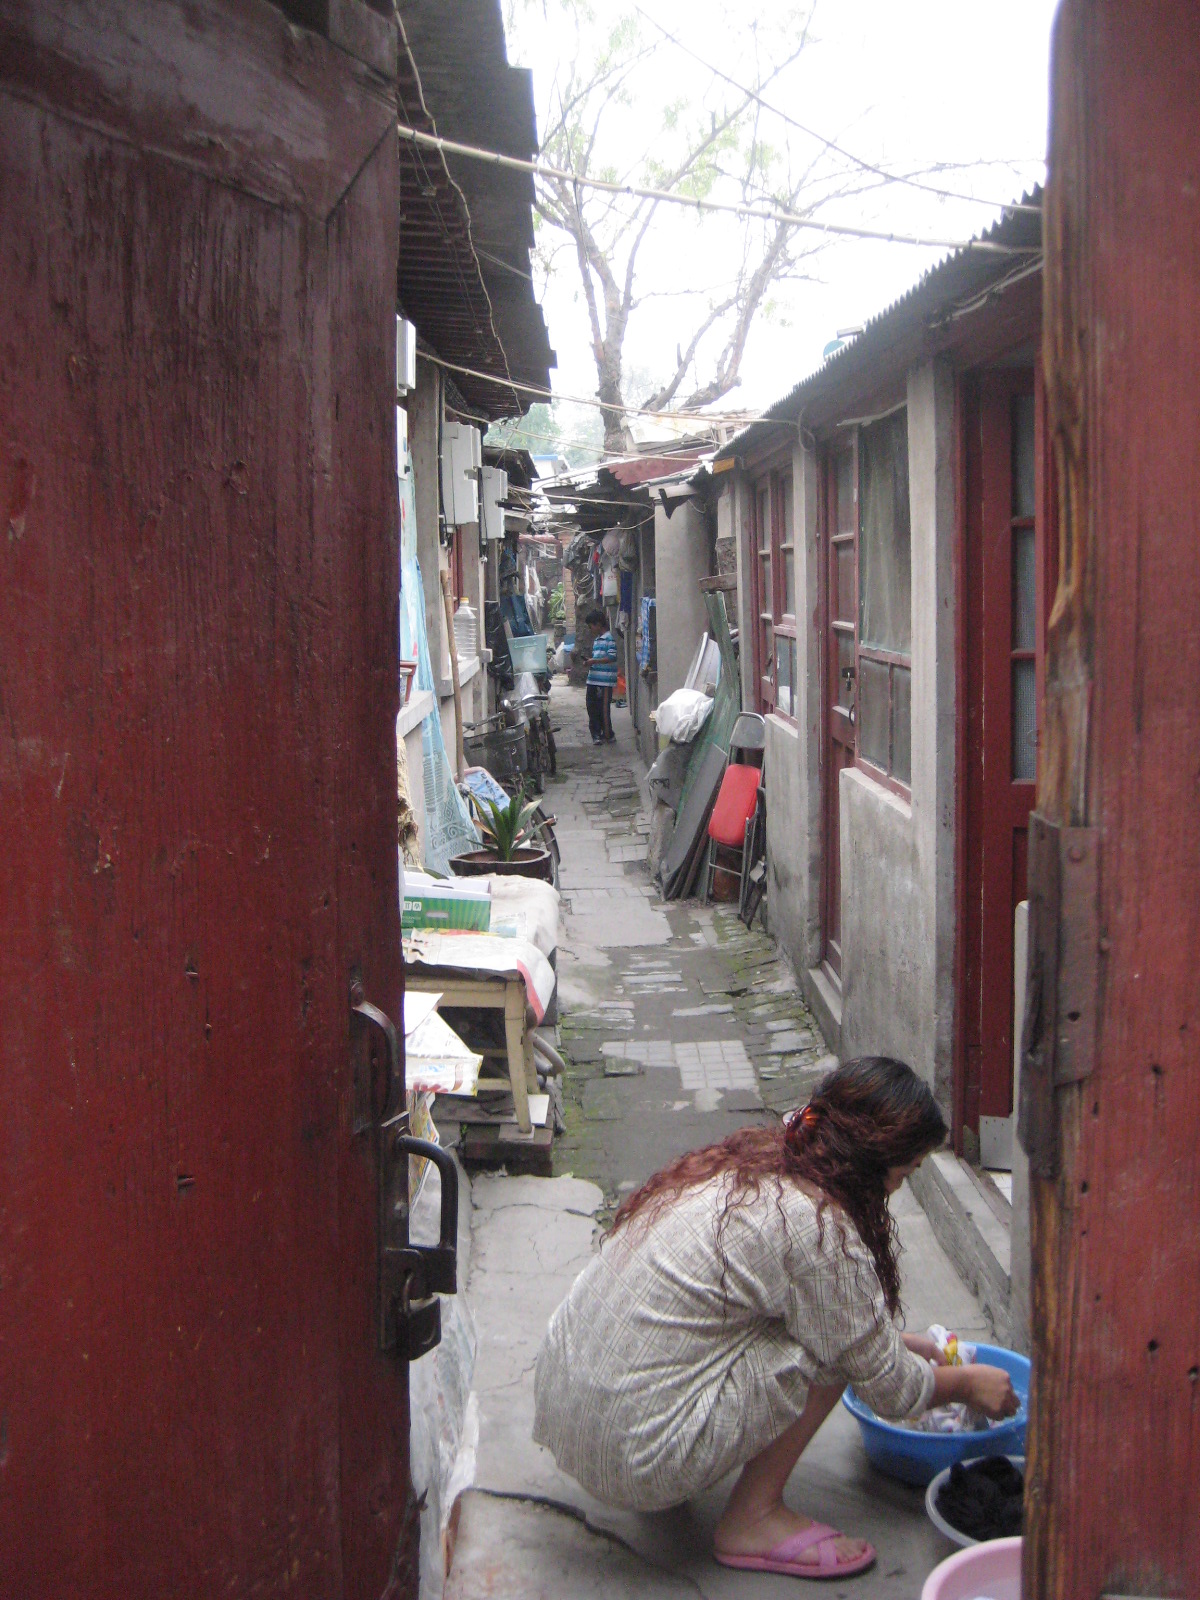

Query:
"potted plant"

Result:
[[452, 783, 553, 882]]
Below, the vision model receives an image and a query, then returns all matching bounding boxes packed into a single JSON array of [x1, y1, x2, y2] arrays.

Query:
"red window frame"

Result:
[[854, 411, 912, 798], [751, 467, 797, 720]]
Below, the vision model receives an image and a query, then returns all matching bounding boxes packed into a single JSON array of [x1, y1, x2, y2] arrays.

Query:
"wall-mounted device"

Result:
[[395, 316, 417, 396], [481, 466, 508, 541], [440, 421, 482, 526]]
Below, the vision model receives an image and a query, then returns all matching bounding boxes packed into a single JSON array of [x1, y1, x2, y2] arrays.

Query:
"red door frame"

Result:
[[819, 439, 858, 979], [749, 474, 775, 712], [953, 359, 1055, 1154]]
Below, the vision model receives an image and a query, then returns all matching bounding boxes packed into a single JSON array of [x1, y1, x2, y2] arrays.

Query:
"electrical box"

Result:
[[395, 316, 417, 395], [481, 466, 508, 540], [440, 421, 481, 525]]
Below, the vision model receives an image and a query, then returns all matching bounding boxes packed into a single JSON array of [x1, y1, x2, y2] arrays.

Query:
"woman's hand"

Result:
[[963, 1364, 1019, 1420], [902, 1332, 948, 1366]]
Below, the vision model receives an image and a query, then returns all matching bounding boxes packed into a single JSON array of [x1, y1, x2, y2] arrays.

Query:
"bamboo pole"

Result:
[[440, 567, 465, 779]]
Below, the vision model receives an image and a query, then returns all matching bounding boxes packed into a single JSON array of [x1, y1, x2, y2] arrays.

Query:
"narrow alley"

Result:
[[443, 683, 994, 1599]]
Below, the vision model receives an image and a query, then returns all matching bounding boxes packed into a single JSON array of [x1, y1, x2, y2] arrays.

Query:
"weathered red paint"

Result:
[[820, 444, 857, 976], [1027, 0, 1200, 1591], [960, 370, 1039, 1142], [0, 2, 411, 1594]]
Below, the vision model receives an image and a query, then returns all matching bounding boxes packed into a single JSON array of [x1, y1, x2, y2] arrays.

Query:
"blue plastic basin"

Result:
[[842, 1343, 1030, 1487]]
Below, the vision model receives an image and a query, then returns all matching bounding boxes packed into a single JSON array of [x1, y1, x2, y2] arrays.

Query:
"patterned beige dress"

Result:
[[533, 1175, 935, 1511]]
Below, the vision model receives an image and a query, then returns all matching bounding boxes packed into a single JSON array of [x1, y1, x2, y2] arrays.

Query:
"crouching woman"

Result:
[[533, 1057, 1018, 1581]]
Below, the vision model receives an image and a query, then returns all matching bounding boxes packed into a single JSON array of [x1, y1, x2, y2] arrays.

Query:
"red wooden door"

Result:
[[822, 444, 857, 976], [0, 4, 412, 1595], [1026, 4, 1200, 1591], [960, 370, 1039, 1159]]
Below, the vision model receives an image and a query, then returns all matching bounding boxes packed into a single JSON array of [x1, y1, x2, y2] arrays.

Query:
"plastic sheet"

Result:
[[659, 591, 742, 900], [653, 687, 714, 743], [398, 447, 480, 875]]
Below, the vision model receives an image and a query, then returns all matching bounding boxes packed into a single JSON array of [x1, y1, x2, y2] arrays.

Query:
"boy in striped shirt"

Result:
[[582, 607, 617, 744]]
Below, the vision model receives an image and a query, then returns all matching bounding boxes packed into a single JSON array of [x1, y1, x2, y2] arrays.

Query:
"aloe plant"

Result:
[[472, 784, 543, 862]]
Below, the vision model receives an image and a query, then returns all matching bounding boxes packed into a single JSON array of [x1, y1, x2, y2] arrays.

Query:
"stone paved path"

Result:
[[444, 682, 990, 1600]]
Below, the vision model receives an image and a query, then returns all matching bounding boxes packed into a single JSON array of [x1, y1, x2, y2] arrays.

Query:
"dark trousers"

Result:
[[586, 684, 613, 741]]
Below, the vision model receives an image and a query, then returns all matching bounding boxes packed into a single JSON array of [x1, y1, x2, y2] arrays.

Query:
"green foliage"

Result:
[[471, 783, 544, 862], [548, 583, 566, 623]]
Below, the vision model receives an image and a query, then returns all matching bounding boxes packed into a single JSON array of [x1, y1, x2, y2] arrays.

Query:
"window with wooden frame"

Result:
[[856, 409, 911, 788], [752, 470, 796, 718]]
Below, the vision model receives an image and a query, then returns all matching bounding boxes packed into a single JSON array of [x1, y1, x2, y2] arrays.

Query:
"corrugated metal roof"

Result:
[[397, 0, 555, 420], [716, 189, 1043, 461]]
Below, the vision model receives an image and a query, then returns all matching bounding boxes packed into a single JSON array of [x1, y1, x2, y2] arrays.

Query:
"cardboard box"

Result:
[[402, 871, 491, 933]]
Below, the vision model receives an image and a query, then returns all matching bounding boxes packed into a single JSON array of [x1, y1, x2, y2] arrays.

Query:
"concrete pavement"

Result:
[[444, 683, 992, 1599]]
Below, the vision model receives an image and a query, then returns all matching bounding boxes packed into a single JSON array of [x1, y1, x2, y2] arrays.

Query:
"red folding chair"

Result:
[[702, 713, 766, 904]]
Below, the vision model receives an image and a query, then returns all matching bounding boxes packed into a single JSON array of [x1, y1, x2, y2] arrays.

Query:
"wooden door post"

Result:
[[1024, 2, 1200, 1594]]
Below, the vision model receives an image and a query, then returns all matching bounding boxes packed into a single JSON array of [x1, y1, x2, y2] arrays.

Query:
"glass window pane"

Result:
[[758, 486, 770, 551], [836, 632, 856, 712], [759, 552, 771, 611], [835, 451, 855, 535], [859, 657, 890, 769], [892, 664, 911, 785], [782, 476, 794, 546], [760, 619, 774, 679], [835, 543, 855, 621], [859, 410, 911, 653], [1012, 392, 1036, 519], [1013, 525, 1036, 651], [783, 550, 795, 616], [1013, 658, 1037, 780], [775, 634, 795, 717]]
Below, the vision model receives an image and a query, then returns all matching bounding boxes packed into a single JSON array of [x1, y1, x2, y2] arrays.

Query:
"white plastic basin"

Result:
[[920, 1535, 1022, 1600]]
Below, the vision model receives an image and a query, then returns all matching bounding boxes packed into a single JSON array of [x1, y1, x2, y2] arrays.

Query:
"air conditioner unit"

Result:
[[395, 316, 417, 395], [440, 421, 481, 525], [481, 466, 508, 540]]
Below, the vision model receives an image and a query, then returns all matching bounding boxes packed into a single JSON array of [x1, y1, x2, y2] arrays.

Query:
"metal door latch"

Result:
[[350, 983, 459, 1360]]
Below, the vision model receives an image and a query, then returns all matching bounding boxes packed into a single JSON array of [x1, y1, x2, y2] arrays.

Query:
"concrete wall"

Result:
[[909, 360, 958, 1106], [653, 499, 710, 703], [835, 361, 957, 1100], [764, 443, 824, 980], [636, 523, 658, 767]]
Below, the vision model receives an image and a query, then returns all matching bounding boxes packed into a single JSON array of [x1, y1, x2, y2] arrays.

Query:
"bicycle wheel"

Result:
[[530, 805, 560, 889]]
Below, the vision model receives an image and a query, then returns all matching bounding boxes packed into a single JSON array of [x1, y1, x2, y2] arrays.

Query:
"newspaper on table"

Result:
[[403, 928, 556, 1024]]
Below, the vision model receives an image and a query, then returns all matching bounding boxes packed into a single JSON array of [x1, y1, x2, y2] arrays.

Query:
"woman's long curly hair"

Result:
[[610, 1057, 947, 1315]]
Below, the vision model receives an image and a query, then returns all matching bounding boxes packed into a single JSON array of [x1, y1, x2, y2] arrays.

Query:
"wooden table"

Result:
[[405, 969, 537, 1134]]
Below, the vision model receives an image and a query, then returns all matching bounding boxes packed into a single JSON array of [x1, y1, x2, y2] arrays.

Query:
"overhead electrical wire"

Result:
[[425, 349, 768, 426], [630, 3, 1041, 215], [397, 124, 1038, 254]]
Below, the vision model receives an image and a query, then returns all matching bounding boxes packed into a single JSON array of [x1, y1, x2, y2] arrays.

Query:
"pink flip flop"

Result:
[[714, 1521, 877, 1579]]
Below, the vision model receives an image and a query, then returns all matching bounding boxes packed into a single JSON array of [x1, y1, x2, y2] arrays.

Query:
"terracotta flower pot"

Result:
[[449, 845, 554, 883]]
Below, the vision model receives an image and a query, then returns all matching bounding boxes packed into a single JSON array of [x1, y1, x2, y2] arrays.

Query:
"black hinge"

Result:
[[1017, 815, 1102, 1178]]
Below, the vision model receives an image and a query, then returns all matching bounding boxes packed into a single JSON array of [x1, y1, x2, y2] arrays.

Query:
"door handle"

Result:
[[349, 984, 459, 1361]]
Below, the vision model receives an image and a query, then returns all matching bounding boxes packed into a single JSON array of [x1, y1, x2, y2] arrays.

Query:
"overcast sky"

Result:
[[504, 0, 1057, 446]]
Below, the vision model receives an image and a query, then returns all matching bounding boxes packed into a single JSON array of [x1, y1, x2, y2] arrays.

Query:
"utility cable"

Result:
[[397, 124, 1038, 254], [629, 3, 1041, 215]]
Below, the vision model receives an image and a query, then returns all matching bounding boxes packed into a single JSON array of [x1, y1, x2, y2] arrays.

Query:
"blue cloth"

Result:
[[637, 596, 655, 670], [587, 631, 618, 687]]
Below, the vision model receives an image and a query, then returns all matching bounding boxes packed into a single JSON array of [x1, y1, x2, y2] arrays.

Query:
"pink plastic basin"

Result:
[[921, 1535, 1022, 1600]]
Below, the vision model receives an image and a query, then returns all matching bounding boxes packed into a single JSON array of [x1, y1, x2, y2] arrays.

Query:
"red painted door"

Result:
[[961, 370, 1040, 1160], [822, 444, 857, 977], [0, 4, 412, 1595]]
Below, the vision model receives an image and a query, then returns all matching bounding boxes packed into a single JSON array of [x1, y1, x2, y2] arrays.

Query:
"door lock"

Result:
[[350, 985, 459, 1359]]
